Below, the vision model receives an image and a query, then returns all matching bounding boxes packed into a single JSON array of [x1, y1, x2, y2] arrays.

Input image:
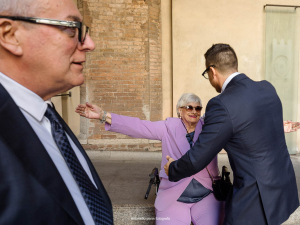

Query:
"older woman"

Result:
[[75, 93, 224, 225]]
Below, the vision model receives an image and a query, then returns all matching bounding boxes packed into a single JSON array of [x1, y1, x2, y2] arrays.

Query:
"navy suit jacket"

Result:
[[0, 84, 113, 224], [169, 74, 299, 225]]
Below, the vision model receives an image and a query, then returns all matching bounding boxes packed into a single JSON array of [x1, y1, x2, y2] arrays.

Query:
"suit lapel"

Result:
[[175, 121, 191, 156], [193, 119, 203, 143], [175, 119, 203, 156], [0, 85, 84, 225]]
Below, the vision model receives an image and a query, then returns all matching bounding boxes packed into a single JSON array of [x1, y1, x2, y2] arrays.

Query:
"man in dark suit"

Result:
[[164, 44, 299, 225], [0, 0, 113, 224]]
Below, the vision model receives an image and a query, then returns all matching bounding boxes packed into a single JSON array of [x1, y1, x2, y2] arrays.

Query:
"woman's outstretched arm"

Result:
[[75, 102, 112, 124], [75, 102, 166, 140]]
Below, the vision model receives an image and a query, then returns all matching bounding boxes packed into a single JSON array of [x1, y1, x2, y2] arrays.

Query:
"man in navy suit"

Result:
[[0, 0, 113, 224], [164, 44, 299, 225]]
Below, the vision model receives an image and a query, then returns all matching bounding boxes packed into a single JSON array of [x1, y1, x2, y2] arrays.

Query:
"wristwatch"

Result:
[[100, 110, 107, 123]]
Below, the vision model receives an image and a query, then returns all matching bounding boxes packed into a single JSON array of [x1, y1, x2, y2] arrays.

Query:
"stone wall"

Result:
[[77, 0, 162, 151]]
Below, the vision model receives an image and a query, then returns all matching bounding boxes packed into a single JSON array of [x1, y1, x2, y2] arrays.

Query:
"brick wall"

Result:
[[77, 0, 162, 151]]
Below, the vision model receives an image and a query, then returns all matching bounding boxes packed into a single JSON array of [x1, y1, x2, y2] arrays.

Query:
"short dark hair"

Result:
[[204, 44, 238, 73]]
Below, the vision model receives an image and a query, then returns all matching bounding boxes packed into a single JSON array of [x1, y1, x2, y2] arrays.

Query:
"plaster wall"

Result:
[[162, 0, 300, 151], [171, 0, 299, 115]]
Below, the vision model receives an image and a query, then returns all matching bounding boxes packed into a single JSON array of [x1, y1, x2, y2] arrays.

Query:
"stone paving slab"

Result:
[[87, 151, 300, 225]]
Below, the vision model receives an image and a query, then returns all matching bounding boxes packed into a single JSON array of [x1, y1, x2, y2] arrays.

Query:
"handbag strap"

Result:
[[180, 120, 214, 184], [206, 167, 215, 184]]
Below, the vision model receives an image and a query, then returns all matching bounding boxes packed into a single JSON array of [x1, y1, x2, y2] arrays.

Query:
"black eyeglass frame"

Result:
[[202, 65, 215, 79], [180, 105, 203, 112], [0, 16, 89, 43]]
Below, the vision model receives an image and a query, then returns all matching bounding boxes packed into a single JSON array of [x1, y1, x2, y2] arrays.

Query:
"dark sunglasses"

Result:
[[0, 16, 89, 43], [181, 105, 203, 112], [202, 65, 215, 79]]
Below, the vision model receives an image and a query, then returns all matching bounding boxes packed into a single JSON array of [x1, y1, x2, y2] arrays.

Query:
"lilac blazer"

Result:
[[105, 114, 219, 211]]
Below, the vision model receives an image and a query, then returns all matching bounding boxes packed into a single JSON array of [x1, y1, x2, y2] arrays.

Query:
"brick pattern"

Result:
[[82, 142, 162, 152], [78, 0, 162, 151]]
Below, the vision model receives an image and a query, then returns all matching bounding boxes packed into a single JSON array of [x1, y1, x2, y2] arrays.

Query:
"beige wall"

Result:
[[51, 87, 80, 136], [171, 0, 300, 114], [63, 87, 81, 136], [162, 0, 300, 152], [162, 0, 173, 119]]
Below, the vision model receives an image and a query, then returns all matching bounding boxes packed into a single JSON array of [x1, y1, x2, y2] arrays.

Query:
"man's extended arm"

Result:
[[168, 98, 233, 182]]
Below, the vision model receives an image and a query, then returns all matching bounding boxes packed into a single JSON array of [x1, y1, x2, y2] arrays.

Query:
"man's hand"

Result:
[[164, 155, 175, 176], [284, 121, 300, 133]]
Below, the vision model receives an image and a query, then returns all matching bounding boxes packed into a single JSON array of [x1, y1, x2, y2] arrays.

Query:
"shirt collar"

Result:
[[221, 72, 241, 93], [0, 72, 48, 121]]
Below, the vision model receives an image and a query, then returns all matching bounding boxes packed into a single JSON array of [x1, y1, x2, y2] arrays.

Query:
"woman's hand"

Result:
[[284, 121, 300, 133], [75, 102, 103, 119]]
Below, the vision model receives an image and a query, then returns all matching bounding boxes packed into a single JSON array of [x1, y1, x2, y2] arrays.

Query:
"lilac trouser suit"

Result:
[[105, 114, 224, 225]]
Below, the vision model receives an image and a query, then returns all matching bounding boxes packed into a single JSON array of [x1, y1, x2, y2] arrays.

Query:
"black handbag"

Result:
[[206, 166, 232, 201]]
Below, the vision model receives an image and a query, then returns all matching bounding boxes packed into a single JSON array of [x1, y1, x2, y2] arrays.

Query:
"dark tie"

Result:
[[45, 105, 113, 225]]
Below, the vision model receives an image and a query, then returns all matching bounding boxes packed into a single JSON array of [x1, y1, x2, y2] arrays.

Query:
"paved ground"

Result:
[[88, 151, 161, 206], [87, 151, 300, 224]]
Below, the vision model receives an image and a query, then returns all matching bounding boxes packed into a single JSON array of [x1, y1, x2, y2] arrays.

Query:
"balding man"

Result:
[[0, 0, 113, 224], [164, 44, 299, 225]]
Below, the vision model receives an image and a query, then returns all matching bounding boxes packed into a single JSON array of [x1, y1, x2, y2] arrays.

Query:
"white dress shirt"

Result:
[[221, 72, 241, 93], [202, 72, 241, 119], [0, 72, 96, 225]]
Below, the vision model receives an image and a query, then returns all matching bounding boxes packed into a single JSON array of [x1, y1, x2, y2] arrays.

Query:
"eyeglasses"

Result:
[[181, 105, 203, 113], [0, 16, 89, 43], [202, 65, 215, 79]]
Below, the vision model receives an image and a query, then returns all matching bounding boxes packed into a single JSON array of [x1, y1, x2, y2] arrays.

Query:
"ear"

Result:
[[210, 66, 218, 78], [178, 108, 182, 117], [0, 19, 23, 56]]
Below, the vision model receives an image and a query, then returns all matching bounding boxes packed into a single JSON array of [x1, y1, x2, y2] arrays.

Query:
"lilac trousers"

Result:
[[155, 193, 225, 225]]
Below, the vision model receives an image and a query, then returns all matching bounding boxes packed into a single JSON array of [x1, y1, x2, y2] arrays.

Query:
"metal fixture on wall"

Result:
[[264, 4, 300, 10], [54, 91, 72, 97]]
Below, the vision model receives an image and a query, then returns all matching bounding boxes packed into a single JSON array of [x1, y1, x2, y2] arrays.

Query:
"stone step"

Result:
[[87, 151, 300, 225], [112, 206, 300, 225], [113, 205, 155, 225], [282, 208, 300, 225]]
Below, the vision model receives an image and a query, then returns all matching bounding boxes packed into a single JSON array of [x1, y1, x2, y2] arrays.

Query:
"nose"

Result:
[[78, 33, 95, 51], [192, 107, 197, 113]]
